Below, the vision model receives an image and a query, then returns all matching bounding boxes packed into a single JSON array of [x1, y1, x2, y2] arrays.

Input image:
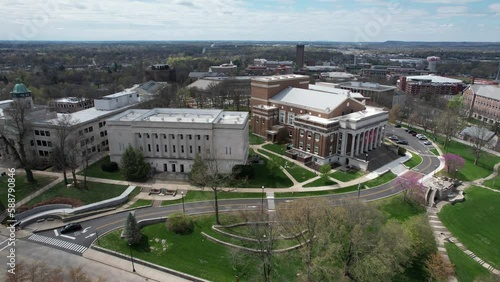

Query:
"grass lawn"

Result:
[[330, 170, 364, 182], [302, 177, 336, 188], [249, 130, 265, 145], [364, 171, 397, 188], [429, 148, 440, 156], [439, 187, 500, 268], [257, 149, 316, 182], [375, 193, 426, 222], [276, 184, 365, 198], [483, 175, 500, 191], [405, 152, 423, 169], [162, 190, 263, 206], [0, 174, 57, 208], [128, 199, 152, 209], [26, 181, 132, 207], [445, 243, 490, 282], [98, 214, 302, 281], [80, 156, 124, 180], [262, 143, 287, 155]]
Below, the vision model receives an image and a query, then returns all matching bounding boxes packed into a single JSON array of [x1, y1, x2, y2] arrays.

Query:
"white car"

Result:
[[418, 136, 428, 140], [423, 140, 432, 145], [416, 134, 424, 138]]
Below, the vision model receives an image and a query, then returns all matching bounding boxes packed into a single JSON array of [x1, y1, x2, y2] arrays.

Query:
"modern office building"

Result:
[[463, 84, 500, 124], [106, 108, 249, 174], [250, 75, 388, 170]]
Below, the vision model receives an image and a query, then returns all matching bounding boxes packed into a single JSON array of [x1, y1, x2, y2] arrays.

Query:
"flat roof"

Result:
[[186, 79, 221, 90], [36, 104, 134, 126], [54, 97, 89, 103], [252, 74, 309, 83], [295, 106, 386, 125], [109, 108, 248, 125], [470, 84, 500, 101], [406, 74, 462, 84], [338, 81, 397, 91], [101, 90, 137, 99], [309, 84, 365, 99]]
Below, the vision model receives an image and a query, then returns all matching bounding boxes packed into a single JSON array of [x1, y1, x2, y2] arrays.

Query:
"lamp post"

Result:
[[261, 186, 265, 214], [181, 191, 185, 213], [128, 243, 136, 272]]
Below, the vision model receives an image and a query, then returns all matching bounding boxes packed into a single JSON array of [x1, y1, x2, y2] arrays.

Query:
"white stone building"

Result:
[[106, 108, 249, 174]]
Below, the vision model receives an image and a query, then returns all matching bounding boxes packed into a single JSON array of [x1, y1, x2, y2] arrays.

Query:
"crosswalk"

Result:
[[28, 234, 88, 254]]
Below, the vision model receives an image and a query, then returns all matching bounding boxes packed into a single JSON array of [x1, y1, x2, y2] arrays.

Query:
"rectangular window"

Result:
[[42, 141, 47, 146], [289, 130, 293, 137], [315, 133, 320, 142], [180, 135, 184, 140], [155, 133, 158, 139], [188, 134, 192, 140], [299, 141, 303, 149], [40, 131, 45, 136], [164, 145, 168, 152], [300, 129, 304, 137], [307, 131, 312, 139], [205, 135, 210, 141], [138, 133, 142, 138], [39, 150, 44, 156], [198, 146, 201, 153], [329, 145, 333, 154], [307, 143, 311, 152], [30, 140, 34, 146], [181, 145, 184, 153], [279, 110, 285, 123], [287, 112, 295, 125], [163, 134, 167, 139], [146, 133, 150, 139], [197, 135, 200, 140], [156, 144, 159, 152], [35, 130, 40, 135], [190, 146, 193, 153], [37, 140, 42, 146], [172, 134, 175, 140], [148, 144, 151, 152], [46, 131, 50, 137], [314, 145, 319, 154], [173, 145, 176, 153], [88, 127, 93, 133]]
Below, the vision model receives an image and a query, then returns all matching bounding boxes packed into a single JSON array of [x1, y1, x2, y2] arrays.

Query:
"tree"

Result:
[[124, 212, 142, 245], [6, 260, 104, 282], [266, 155, 281, 182], [442, 154, 465, 174], [396, 175, 427, 206], [320, 163, 331, 182], [312, 201, 411, 281], [389, 104, 401, 124], [274, 127, 289, 144], [120, 145, 150, 182], [53, 114, 78, 185], [403, 214, 437, 259], [425, 253, 455, 282], [467, 125, 491, 165], [276, 198, 329, 282], [437, 109, 463, 150], [188, 151, 232, 225], [0, 101, 37, 183], [65, 133, 82, 187]]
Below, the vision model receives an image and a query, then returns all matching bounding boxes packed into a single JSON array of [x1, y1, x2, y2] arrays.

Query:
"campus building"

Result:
[[334, 81, 397, 109], [463, 84, 500, 124], [397, 74, 464, 96], [250, 75, 388, 170], [49, 97, 95, 113], [106, 108, 249, 174]]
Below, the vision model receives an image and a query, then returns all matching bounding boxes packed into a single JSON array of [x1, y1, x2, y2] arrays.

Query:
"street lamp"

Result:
[[128, 243, 136, 272], [261, 186, 265, 214], [181, 191, 185, 213]]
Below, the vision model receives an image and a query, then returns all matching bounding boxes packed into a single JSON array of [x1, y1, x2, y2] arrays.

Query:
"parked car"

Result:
[[397, 140, 409, 145], [423, 141, 432, 145], [408, 130, 417, 135], [388, 135, 398, 140], [416, 134, 424, 138], [395, 124, 402, 128], [418, 136, 428, 140], [61, 223, 82, 234]]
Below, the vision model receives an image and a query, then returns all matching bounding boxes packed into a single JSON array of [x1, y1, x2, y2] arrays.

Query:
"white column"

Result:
[[364, 130, 370, 152], [341, 132, 347, 156], [358, 131, 364, 155], [373, 127, 379, 149], [350, 133, 356, 158], [369, 129, 375, 150]]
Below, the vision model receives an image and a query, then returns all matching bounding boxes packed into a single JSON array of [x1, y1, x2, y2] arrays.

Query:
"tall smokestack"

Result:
[[296, 44, 305, 69]]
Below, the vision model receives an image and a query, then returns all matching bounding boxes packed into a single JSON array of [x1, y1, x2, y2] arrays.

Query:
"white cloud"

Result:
[[437, 6, 467, 14], [411, 0, 480, 4], [490, 3, 500, 16]]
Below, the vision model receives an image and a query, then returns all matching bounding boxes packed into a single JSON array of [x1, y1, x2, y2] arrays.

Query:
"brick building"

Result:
[[398, 74, 464, 96], [463, 84, 500, 124], [250, 75, 388, 170]]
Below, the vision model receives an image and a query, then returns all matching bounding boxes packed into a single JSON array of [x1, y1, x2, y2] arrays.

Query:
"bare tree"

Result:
[[0, 101, 37, 183], [276, 198, 329, 282], [6, 260, 104, 282], [437, 109, 464, 150], [53, 114, 78, 184], [65, 133, 82, 187], [425, 253, 455, 282], [467, 125, 491, 165]]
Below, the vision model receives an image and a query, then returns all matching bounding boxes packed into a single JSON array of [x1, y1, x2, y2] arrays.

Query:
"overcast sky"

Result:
[[1, 0, 499, 42]]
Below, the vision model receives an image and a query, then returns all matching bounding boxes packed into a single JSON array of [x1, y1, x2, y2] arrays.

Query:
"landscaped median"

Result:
[[276, 171, 396, 198], [404, 152, 423, 169], [161, 190, 263, 206]]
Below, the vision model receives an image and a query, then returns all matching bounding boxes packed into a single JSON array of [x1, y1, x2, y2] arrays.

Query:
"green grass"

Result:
[[330, 170, 364, 182], [375, 194, 426, 222], [445, 243, 490, 282], [128, 199, 152, 209], [429, 148, 440, 156], [26, 181, 131, 207], [262, 143, 287, 155], [483, 175, 500, 191], [0, 174, 57, 208], [257, 149, 316, 182], [276, 184, 364, 198], [364, 172, 397, 188], [302, 177, 336, 188], [98, 214, 302, 281], [249, 130, 265, 145], [161, 190, 263, 206], [80, 156, 124, 180], [405, 152, 423, 169], [439, 187, 500, 268]]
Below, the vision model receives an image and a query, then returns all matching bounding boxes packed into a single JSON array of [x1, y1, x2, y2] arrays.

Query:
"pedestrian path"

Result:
[[28, 233, 88, 254]]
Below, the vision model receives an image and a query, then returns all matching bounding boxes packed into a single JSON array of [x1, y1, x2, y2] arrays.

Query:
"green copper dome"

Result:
[[11, 83, 32, 98]]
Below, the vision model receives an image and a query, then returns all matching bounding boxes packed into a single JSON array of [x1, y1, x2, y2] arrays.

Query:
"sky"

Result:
[[0, 0, 499, 42]]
